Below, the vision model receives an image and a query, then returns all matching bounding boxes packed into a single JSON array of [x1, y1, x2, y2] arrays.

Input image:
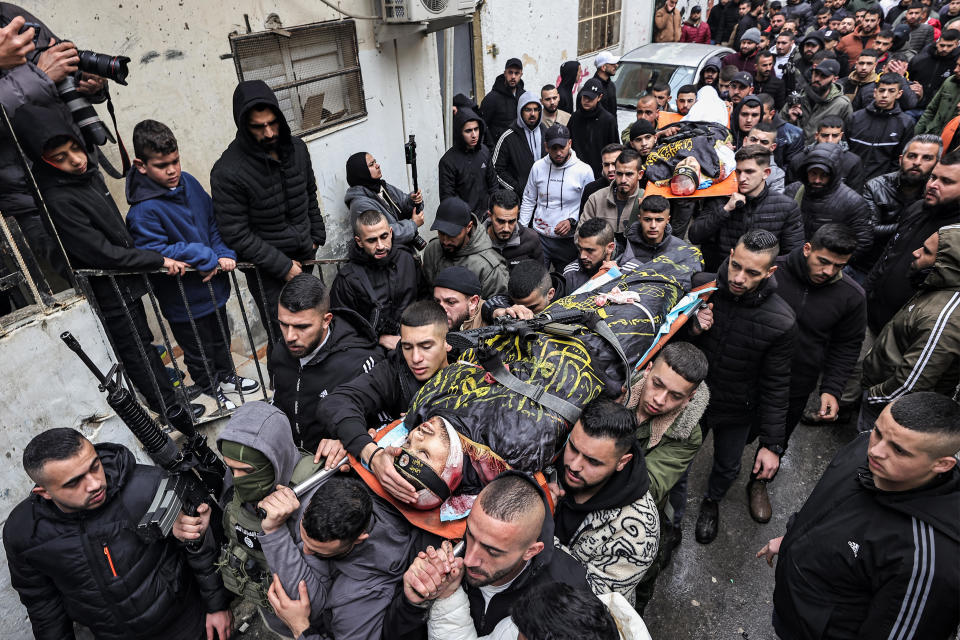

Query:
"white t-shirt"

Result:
[[477, 561, 529, 611]]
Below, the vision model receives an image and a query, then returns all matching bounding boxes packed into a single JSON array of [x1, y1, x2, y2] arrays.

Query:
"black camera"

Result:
[[77, 49, 130, 86], [787, 91, 803, 107], [53, 43, 130, 149]]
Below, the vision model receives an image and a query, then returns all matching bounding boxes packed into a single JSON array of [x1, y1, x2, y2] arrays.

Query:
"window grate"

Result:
[[230, 19, 367, 136], [578, 0, 623, 56]]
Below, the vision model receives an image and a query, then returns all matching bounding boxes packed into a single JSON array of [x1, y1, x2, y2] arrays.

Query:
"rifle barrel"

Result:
[[60, 332, 109, 385]]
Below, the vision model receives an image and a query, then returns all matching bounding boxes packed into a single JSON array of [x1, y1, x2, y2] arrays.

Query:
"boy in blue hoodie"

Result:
[[126, 120, 258, 409]]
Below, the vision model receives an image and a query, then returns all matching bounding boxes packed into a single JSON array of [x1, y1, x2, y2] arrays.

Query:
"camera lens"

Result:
[[77, 50, 131, 85]]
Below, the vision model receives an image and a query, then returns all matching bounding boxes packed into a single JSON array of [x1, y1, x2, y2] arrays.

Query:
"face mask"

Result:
[[219, 440, 276, 504]]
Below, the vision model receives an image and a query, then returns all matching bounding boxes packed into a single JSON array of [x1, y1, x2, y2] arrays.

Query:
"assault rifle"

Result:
[[445, 307, 592, 352], [61, 332, 227, 546]]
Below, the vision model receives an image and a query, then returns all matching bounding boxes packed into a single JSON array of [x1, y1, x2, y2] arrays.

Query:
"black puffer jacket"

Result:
[[863, 199, 960, 333], [3, 444, 228, 640], [784, 144, 873, 262], [480, 73, 525, 146], [211, 80, 325, 280], [908, 42, 960, 109], [774, 248, 867, 400], [853, 171, 925, 273], [690, 265, 797, 447], [12, 104, 162, 314], [846, 103, 915, 181], [385, 471, 590, 638], [567, 100, 620, 178], [439, 108, 496, 216], [708, 1, 740, 47], [269, 308, 383, 450], [317, 347, 425, 458], [688, 186, 805, 272], [329, 242, 423, 337]]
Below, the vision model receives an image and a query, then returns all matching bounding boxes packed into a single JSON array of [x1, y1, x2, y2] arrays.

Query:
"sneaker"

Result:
[[219, 373, 260, 394], [205, 387, 236, 410]]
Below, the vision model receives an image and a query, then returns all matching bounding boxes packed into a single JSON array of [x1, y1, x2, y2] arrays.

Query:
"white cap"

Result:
[[595, 51, 621, 67]]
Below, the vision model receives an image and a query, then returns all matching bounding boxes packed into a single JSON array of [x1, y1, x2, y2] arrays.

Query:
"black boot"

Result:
[[695, 498, 719, 544], [661, 523, 683, 566]]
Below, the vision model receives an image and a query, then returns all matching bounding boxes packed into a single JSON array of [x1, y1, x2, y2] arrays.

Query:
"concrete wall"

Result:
[[476, 0, 655, 100], [0, 297, 159, 637]]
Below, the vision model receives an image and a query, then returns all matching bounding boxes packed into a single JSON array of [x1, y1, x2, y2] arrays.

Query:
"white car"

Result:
[[612, 42, 734, 131]]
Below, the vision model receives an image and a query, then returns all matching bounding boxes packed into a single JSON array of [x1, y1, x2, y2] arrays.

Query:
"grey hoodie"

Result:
[[516, 90, 544, 160]]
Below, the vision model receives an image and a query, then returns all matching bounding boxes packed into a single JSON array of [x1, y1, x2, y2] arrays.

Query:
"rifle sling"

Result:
[[481, 352, 582, 424]]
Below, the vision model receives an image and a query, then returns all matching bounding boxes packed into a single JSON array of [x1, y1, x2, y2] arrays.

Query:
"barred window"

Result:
[[230, 19, 367, 136], [578, 0, 623, 56]]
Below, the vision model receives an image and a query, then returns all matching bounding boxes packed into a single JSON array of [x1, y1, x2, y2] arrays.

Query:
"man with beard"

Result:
[[864, 152, 960, 338], [394, 473, 589, 638], [481, 58, 525, 146], [755, 51, 786, 109], [618, 195, 705, 278], [781, 58, 853, 144], [621, 95, 661, 143], [859, 228, 960, 430], [330, 210, 423, 351], [908, 30, 960, 113], [771, 30, 796, 80], [540, 84, 570, 128], [433, 266, 484, 330], [728, 71, 756, 106], [484, 188, 543, 269], [520, 124, 596, 270], [682, 5, 712, 42], [551, 398, 660, 604], [423, 197, 509, 299], [916, 57, 960, 135], [847, 72, 916, 181], [783, 31, 824, 95], [655, 0, 684, 42], [686, 230, 796, 545], [568, 77, 621, 177], [593, 50, 620, 117], [563, 219, 618, 291], [903, 2, 935, 55], [838, 6, 881, 62], [581, 148, 643, 244], [729, 27, 762, 73], [784, 144, 873, 261], [271, 274, 382, 450], [852, 135, 943, 280], [690, 146, 804, 271], [492, 92, 547, 194], [753, 224, 866, 523], [212, 80, 326, 362], [676, 84, 698, 115]]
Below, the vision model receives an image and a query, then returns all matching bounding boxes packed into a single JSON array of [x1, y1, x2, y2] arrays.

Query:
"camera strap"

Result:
[[103, 87, 130, 174]]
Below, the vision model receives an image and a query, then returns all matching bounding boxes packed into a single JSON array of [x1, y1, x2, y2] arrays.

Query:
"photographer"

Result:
[[0, 4, 108, 283]]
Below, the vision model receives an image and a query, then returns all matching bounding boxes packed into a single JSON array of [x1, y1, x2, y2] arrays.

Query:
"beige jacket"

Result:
[[654, 6, 682, 42]]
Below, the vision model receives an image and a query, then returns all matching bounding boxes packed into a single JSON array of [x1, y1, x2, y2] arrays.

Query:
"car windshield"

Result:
[[614, 62, 696, 109]]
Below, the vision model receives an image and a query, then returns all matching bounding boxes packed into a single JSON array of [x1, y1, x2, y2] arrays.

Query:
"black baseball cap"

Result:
[[581, 77, 605, 98], [505, 57, 523, 70], [731, 71, 754, 87], [431, 197, 473, 236], [545, 123, 572, 146]]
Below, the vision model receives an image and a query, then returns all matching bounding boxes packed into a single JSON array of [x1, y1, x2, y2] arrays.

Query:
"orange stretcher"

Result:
[[644, 170, 738, 199]]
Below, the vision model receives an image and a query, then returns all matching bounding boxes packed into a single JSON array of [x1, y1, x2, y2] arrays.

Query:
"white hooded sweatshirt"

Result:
[[519, 149, 595, 238]]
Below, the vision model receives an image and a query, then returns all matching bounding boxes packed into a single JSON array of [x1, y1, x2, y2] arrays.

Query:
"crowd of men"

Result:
[[1, 1, 958, 639]]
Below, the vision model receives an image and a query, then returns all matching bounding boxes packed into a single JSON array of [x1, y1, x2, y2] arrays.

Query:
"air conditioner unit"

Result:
[[379, 0, 476, 23]]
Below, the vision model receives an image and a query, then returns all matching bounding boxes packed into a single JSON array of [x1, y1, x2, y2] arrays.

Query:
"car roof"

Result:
[[619, 43, 734, 66]]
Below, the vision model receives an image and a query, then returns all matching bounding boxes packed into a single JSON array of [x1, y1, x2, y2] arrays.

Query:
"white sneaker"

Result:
[[205, 387, 236, 410], [219, 373, 260, 394]]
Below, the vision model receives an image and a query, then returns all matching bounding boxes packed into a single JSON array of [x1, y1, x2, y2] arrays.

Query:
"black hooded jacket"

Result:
[[784, 144, 873, 261], [863, 199, 960, 333], [567, 99, 620, 178], [11, 104, 163, 312], [908, 42, 960, 109], [774, 248, 867, 400], [557, 61, 581, 115], [690, 266, 797, 447], [480, 74, 525, 147], [594, 70, 619, 119], [329, 241, 424, 337], [491, 93, 548, 194], [786, 142, 866, 193], [3, 443, 229, 640], [688, 185, 805, 272], [385, 471, 590, 638], [210, 80, 325, 280], [268, 307, 383, 450], [774, 434, 960, 639], [439, 108, 496, 216]]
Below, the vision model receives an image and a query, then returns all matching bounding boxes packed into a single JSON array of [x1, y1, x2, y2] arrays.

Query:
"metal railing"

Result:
[[73, 259, 347, 428]]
